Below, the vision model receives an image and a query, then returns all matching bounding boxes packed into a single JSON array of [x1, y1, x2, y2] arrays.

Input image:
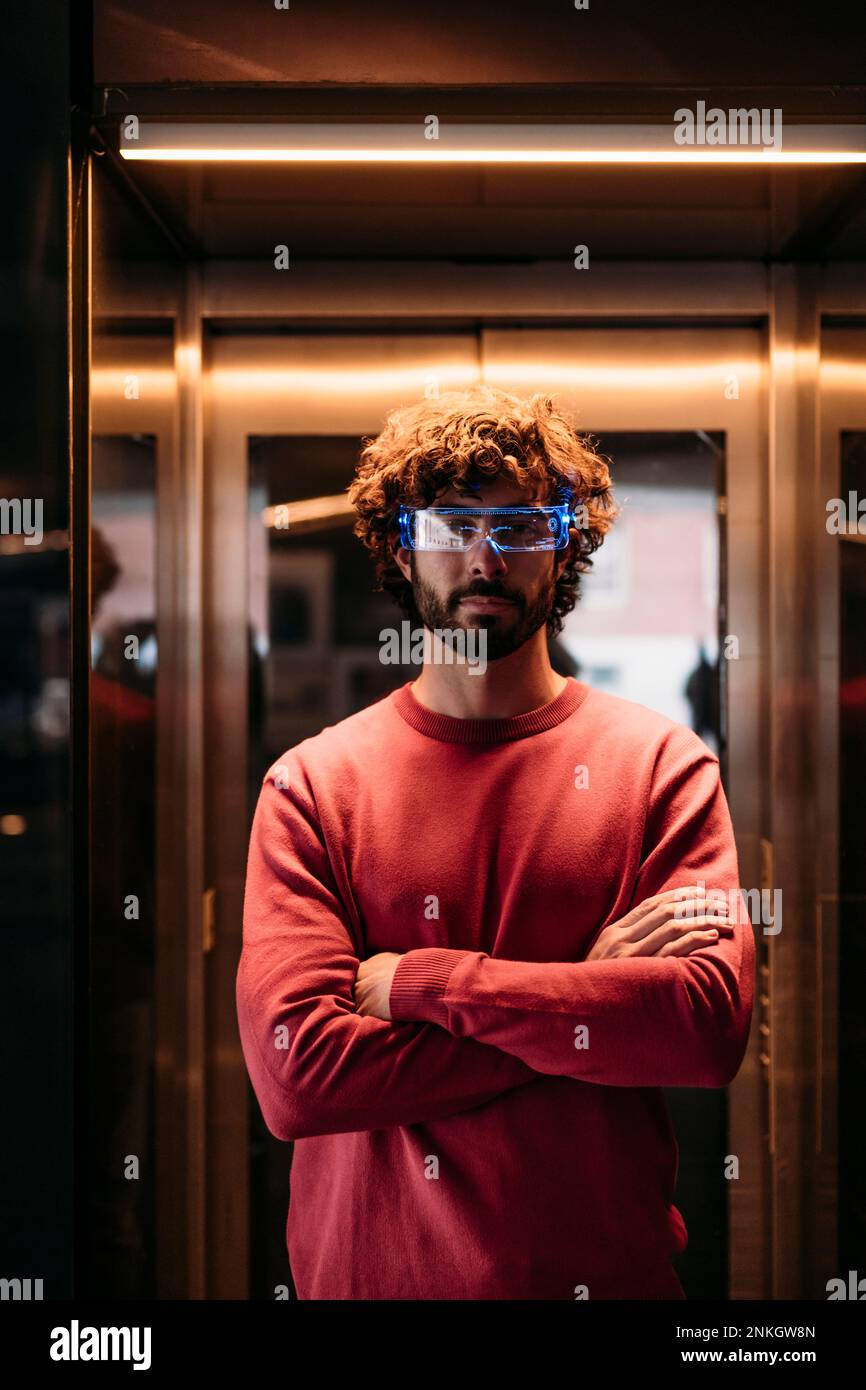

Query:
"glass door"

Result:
[[203, 321, 767, 1299]]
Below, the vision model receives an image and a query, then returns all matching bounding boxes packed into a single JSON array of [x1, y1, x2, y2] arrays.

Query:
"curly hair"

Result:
[[347, 385, 619, 637]]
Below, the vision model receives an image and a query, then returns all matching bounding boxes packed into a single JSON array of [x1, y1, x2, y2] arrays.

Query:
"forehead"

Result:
[[433, 477, 551, 506]]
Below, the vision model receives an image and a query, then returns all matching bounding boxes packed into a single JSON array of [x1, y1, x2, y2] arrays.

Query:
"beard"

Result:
[[408, 553, 557, 662]]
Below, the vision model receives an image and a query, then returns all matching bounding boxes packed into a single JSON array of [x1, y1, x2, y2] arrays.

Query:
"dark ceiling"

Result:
[[90, 0, 866, 263], [93, 0, 866, 88]]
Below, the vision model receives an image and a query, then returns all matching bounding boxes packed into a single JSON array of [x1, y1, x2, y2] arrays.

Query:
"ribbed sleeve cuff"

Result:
[[389, 947, 473, 1028]]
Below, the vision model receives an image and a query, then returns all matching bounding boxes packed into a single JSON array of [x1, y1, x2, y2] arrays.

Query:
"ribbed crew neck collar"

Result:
[[392, 676, 589, 744]]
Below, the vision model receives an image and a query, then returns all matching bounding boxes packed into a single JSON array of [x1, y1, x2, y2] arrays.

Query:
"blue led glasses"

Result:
[[398, 504, 576, 553]]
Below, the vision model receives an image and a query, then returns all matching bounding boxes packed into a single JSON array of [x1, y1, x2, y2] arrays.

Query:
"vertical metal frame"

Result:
[[202, 322, 257, 1299], [766, 266, 823, 1297], [162, 265, 207, 1297], [70, 125, 92, 1306], [814, 316, 866, 1297]]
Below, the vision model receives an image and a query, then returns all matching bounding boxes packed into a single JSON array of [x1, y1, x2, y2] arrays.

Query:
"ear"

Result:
[[390, 531, 412, 583]]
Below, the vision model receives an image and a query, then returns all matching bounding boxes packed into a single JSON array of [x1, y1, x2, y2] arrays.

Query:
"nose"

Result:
[[467, 531, 509, 576]]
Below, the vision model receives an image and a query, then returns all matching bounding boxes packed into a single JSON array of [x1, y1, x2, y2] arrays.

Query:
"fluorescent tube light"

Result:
[[117, 121, 866, 165]]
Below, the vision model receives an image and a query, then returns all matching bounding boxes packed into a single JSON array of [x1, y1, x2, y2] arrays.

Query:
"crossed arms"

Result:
[[236, 742, 755, 1142]]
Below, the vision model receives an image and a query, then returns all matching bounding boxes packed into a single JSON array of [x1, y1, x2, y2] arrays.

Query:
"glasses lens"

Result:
[[493, 514, 557, 549], [412, 508, 563, 550], [415, 512, 483, 548]]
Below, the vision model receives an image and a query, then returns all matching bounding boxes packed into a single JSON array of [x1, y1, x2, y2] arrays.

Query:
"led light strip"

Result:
[[117, 121, 866, 165]]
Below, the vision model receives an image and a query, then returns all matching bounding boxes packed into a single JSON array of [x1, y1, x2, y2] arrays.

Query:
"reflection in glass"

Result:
[[561, 431, 723, 755], [86, 435, 157, 1297]]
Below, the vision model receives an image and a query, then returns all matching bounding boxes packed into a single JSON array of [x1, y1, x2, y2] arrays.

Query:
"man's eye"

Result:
[[498, 522, 540, 538]]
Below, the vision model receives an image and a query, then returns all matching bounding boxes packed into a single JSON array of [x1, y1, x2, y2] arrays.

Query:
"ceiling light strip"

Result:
[[118, 122, 866, 165]]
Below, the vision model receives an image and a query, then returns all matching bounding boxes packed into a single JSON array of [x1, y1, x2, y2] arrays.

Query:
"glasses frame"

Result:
[[397, 503, 577, 553]]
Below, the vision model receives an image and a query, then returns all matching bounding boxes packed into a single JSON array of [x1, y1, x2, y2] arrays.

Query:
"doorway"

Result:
[[202, 319, 766, 1298]]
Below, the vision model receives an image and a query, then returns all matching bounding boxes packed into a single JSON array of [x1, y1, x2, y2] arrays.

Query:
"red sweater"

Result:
[[237, 676, 755, 1300]]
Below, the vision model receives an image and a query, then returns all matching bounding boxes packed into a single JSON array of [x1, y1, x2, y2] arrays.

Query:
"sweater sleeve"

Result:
[[236, 766, 539, 1141], [389, 734, 756, 1089]]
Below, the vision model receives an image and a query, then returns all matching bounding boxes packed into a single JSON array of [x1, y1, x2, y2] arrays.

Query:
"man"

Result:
[[236, 386, 755, 1300]]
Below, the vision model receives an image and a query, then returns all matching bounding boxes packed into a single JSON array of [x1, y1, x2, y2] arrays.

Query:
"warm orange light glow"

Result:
[[0, 531, 68, 555], [120, 147, 866, 166], [117, 122, 866, 167], [91, 368, 177, 397], [820, 360, 866, 389], [176, 343, 202, 373], [208, 360, 762, 395], [263, 494, 356, 529], [208, 364, 480, 394]]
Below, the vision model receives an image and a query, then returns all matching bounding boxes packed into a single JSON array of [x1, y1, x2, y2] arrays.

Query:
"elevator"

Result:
[[55, 0, 866, 1300], [85, 163, 866, 1298]]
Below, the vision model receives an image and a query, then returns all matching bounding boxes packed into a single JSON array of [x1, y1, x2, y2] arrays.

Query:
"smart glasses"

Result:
[[398, 504, 576, 553]]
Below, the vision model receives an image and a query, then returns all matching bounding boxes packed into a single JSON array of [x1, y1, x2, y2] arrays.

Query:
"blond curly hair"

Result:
[[347, 386, 618, 636]]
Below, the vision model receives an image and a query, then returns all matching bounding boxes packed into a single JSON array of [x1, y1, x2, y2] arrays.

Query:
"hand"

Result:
[[586, 885, 734, 962], [354, 951, 403, 1020]]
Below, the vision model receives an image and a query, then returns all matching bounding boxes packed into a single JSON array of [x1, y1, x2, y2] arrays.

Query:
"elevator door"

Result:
[[203, 325, 766, 1299]]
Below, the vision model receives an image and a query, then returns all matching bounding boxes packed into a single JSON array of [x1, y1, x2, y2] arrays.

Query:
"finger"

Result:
[[668, 899, 731, 922], [619, 896, 730, 943], [654, 928, 723, 957], [632, 914, 732, 954], [614, 885, 711, 929]]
